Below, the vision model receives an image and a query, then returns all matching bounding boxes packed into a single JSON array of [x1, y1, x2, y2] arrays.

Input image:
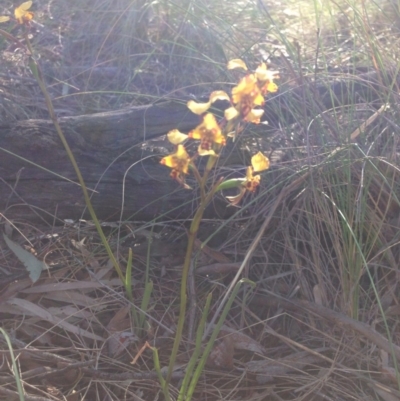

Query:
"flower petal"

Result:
[[0, 16, 10, 23], [245, 109, 264, 123], [266, 82, 278, 93], [255, 63, 279, 82], [251, 152, 270, 172], [227, 59, 248, 71], [224, 106, 239, 121], [245, 166, 253, 180], [197, 146, 216, 156], [256, 63, 279, 95], [209, 90, 230, 103], [187, 100, 211, 115], [187, 91, 230, 115], [167, 129, 188, 145], [15, 0, 34, 24], [17, 0, 32, 10]]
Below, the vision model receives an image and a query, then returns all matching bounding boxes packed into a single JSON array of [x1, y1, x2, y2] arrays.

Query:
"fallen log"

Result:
[[0, 100, 224, 223], [0, 67, 397, 223]]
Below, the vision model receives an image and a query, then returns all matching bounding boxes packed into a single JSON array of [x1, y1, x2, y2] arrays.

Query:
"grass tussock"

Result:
[[1, 0, 400, 400]]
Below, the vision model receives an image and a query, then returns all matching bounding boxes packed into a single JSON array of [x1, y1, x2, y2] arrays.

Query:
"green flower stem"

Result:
[[165, 176, 223, 386], [186, 280, 250, 401], [191, 163, 206, 203], [177, 293, 212, 401], [201, 154, 218, 188], [24, 34, 125, 283]]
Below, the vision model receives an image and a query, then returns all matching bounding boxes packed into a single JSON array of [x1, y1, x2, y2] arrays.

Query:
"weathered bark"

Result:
[[0, 101, 222, 223], [0, 67, 397, 223]]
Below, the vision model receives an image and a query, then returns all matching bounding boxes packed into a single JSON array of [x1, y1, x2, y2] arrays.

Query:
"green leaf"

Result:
[[3, 234, 47, 283], [216, 178, 245, 192]]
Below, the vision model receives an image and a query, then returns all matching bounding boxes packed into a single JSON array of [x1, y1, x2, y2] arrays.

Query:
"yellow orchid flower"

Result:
[[225, 170, 258, 205], [231, 74, 264, 121], [255, 63, 279, 95], [226, 152, 270, 205], [188, 113, 226, 155], [232, 74, 264, 106], [160, 144, 191, 186], [15, 1, 34, 24], [243, 152, 270, 192]]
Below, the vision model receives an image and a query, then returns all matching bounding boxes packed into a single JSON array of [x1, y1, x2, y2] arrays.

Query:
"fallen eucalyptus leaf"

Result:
[[3, 234, 47, 283]]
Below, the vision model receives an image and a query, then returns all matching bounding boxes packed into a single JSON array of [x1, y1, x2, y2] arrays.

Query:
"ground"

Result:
[[1, 1, 400, 400]]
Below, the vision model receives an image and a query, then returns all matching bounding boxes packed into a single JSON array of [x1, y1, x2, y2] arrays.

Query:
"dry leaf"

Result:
[[106, 305, 138, 357], [4, 234, 47, 283], [207, 336, 234, 369], [6, 298, 104, 341], [107, 331, 138, 358], [195, 239, 231, 263], [219, 325, 265, 354]]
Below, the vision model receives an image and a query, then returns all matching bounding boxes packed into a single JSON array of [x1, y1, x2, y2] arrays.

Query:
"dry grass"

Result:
[[1, 0, 400, 400]]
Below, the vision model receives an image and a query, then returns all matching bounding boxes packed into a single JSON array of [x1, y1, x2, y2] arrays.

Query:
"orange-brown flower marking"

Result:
[[15, 1, 34, 24], [244, 167, 261, 192], [231, 74, 264, 121], [188, 113, 226, 155], [160, 144, 191, 185]]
